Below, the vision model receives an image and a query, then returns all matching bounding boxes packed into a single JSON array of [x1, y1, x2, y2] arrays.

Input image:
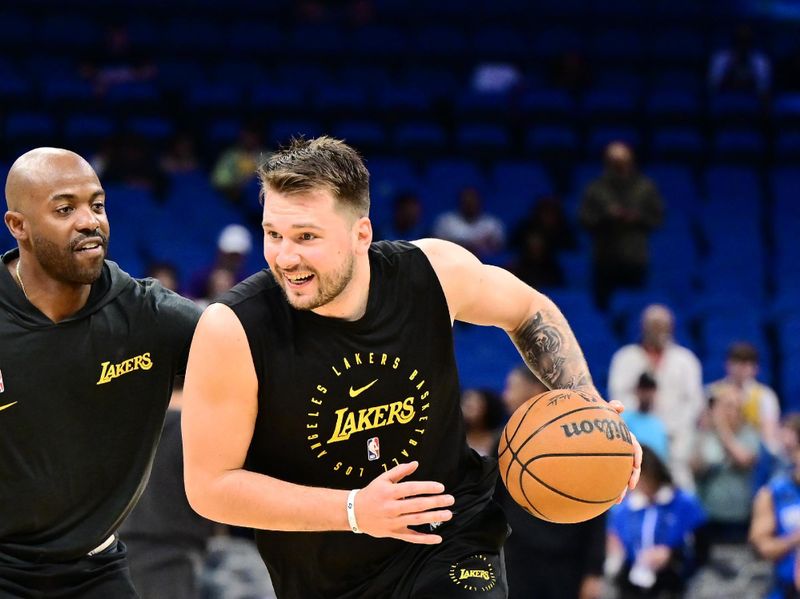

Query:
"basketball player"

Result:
[[0, 148, 201, 598], [182, 137, 641, 598]]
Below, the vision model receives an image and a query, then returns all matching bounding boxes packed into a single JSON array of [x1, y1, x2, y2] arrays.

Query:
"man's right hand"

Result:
[[354, 461, 454, 544]]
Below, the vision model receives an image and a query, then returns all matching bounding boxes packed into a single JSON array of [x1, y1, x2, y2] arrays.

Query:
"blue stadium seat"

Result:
[[227, 22, 284, 55], [5, 112, 56, 142], [530, 27, 584, 58], [312, 85, 369, 114], [367, 158, 421, 228], [126, 116, 174, 142], [645, 91, 702, 125], [589, 30, 643, 64], [332, 121, 387, 151], [453, 323, 525, 392], [413, 26, 469, 58], [374, 86, 432, 118], [455, 91, 512, 120], [587, 126, 640, 156], [206, 119, 241, 145], [713, 129, 766, 162], [43, 78, 94, 105], [489, 161, 554, 227], [289, 25, 347, 57], [519, 89, 577, 122], [267, 120, 324, 146], [648, 29, 706, 66], [65, 114, 116, 143], [524, 125, 580, 157], [250, 84, 306, 112], [582, 89, 640, 122], [351, 26, 408, 58], [455, 124, 510, 154], [773, 93, 800, 127], [186, 82, 242, 113], [422, 159, 487, 218], [393, 122, 448, 154], [471, 27, 528, 60], [709, 93, 761, 124], [775, 132, 800, 162]]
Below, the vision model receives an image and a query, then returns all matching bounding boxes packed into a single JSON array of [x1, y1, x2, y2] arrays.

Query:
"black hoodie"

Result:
[[0, 249, 201, 563]]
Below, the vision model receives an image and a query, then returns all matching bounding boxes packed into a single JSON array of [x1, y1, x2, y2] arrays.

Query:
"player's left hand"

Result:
[[608, 399, 642, 502]]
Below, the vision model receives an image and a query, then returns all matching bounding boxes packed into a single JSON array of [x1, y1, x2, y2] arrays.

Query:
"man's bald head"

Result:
[[6, 148, 98, 213]]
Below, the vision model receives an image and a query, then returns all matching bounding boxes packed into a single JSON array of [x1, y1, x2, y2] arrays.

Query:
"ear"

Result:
[[4, 211, 27, 242], [354, 216, 372, 255]]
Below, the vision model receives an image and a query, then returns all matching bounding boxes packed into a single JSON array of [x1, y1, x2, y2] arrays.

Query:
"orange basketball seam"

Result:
[[523, 452, 635, 462], [518, 455, 621, 504]]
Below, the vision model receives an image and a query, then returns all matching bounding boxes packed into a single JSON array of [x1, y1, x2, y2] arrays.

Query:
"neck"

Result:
[[311, 254, 371, 321], [14, 256, 93, 323]]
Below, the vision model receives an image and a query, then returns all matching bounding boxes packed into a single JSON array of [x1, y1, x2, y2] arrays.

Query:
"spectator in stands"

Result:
[[607, 445, 708, 599], [754, 414, 800, 493], [211, 126, 265, 205], [79, 23, 157, 96], [146, 261, 180, 293], [497, 366, 606, 599], [708, 342, 781, 455], [161, 133, 201, 175], [693, 385, 760, 544], [622, 373, 670, 464], [508, 194, 576, 289], [750, 416, 800, 599], [376, 191, 427, 241], [121, 383, 216, 599], [433, 186, 506, 259], [461, 388, 505, 457], [709, 24, 772, 99], [579, 141, 663, 310], [95, 133, 167, 201], [187, 224, 253, 300], [609, 304, 704, 490]]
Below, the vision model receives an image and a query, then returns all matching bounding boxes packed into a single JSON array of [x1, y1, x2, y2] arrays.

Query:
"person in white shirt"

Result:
[[609, 304, 705, 490], [433, 187, 505, 259]]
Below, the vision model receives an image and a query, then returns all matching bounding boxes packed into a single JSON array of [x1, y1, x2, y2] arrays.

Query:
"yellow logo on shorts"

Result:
[[96, 353, 153, 385], [449, 554, 497, 592]]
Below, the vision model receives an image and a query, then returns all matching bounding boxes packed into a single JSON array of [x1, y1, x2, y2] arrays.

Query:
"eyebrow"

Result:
[[262, 222, 322, 229], [49, 190, 106, 202]]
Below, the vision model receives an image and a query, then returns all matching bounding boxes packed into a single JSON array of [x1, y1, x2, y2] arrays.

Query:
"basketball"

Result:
[[498, 389, 634, 523]]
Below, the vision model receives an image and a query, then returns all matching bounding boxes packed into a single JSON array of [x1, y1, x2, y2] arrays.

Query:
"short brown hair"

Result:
[[257, 136, 370, 216], [727, 341, 759, 364]]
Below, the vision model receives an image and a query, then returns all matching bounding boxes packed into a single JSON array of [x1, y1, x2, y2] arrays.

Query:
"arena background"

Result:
[[1, 1, 799, 597]]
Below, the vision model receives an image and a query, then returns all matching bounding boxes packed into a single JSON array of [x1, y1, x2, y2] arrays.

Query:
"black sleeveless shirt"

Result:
[[219, 241, 498, 598]]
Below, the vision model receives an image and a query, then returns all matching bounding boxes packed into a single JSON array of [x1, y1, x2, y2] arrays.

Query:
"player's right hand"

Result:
[[355, 461, 454, 544]]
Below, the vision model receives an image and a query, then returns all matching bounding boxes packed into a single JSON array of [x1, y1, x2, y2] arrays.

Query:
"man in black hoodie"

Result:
[[0, 148, 201, 598]]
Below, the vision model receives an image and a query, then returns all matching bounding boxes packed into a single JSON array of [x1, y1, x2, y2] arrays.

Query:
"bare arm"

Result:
[[415, 239, 641, 492], [181, 303, 453, 543], [750, 486, 800, 561], [415, 238, 596, 394]]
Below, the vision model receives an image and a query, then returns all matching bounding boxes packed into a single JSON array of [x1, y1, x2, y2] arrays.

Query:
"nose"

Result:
[[274, 239, 301, 270], [74, 204, 102, 233]]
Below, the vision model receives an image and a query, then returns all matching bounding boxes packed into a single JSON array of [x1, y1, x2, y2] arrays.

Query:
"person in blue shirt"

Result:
[[608, 445, 708, 598], [622, 373, 669, 463], [750, 427, 800, 599]]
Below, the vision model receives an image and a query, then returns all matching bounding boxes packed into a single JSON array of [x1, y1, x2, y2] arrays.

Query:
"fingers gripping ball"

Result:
[[498, 389, 634, 523]]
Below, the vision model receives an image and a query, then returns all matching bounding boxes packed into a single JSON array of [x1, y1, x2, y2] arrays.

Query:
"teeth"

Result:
[[288, 274, 312, 283]]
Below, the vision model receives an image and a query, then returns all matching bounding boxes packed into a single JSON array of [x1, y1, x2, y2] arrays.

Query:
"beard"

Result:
[[32, 230, 108, 285], [272, 253, 355, 312]]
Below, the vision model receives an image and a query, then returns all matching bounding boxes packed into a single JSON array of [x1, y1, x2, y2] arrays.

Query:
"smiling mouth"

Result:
[[284, 272, 314, 286]]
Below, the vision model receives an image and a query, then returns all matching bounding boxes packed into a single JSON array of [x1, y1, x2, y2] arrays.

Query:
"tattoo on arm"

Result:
[[512, 311, 593, 390]]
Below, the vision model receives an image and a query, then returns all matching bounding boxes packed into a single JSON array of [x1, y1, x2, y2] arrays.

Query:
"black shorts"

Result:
[[392, 501, 510, 599], [0, 540, 138, 599]]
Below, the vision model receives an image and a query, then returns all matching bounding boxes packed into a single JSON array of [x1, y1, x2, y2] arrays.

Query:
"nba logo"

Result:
[[367, 437, 380, 461]]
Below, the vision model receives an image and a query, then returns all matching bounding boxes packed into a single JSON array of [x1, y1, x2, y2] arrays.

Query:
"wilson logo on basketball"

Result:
[[560, 418, 633, 444], [304, 351, 430, 479]]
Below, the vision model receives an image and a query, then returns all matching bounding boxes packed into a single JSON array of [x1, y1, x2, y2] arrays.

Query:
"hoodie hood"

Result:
[[1, 248, 136, 330]]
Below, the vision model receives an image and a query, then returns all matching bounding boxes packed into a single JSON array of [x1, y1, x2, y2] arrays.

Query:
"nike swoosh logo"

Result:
[[349, 379, 378, 398], [0, 402, 18, 412]]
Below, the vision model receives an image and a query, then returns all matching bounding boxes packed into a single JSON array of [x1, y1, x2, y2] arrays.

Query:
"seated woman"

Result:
[[607, 445, 709, 598]]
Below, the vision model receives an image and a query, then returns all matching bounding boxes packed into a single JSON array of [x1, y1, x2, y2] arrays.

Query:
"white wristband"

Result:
[[346, 489, 362, 534]]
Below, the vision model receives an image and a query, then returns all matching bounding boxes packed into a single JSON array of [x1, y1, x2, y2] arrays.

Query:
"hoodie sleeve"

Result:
[[152, 283, 202, 375]]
